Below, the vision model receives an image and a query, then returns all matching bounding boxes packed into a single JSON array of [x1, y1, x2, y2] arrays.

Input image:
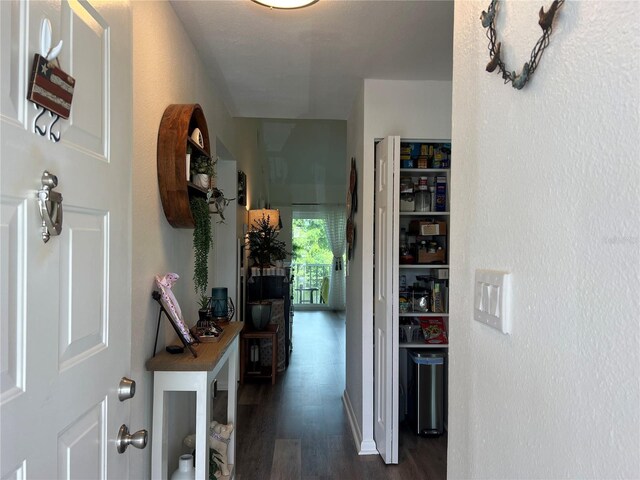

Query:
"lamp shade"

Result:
[[248, 209, 279, 230]]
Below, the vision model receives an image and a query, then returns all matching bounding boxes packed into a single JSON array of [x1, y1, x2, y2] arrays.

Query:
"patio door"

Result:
[[291, 215, 333, 307]]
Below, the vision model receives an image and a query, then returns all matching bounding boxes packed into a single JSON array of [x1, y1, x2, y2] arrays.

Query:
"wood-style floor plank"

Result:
[[228, 310, 447, 480], [270, 439, 302, 480]]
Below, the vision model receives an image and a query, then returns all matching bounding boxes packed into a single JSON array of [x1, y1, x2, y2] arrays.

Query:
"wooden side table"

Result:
[[240, 323, 279, 385]]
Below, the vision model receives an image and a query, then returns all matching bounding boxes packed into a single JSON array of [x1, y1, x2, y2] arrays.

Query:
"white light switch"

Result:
[[474, 270, 511, 334]]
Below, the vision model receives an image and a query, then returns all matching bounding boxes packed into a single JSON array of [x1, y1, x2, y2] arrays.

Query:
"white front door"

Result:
[[1, 1, 133, 478], [373, 136, 399, 464]]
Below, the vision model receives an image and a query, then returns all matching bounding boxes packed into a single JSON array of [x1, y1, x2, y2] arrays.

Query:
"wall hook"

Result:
[[37, 170, 63, 243]]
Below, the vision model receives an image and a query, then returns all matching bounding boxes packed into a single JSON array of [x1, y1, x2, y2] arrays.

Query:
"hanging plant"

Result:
[[190, 197, 212, 297]]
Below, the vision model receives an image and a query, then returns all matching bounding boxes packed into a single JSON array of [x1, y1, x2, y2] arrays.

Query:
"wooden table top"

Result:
[[146, 322, 243, 372], [241, 323, 279, 339]]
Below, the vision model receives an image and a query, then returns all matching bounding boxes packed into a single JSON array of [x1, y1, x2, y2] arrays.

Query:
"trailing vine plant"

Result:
[[481, 0, 564, 89], [190, 197, 212, 298]]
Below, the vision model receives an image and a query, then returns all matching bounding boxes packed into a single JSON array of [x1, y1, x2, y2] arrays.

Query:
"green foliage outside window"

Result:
[[292, 219, 333, 265]]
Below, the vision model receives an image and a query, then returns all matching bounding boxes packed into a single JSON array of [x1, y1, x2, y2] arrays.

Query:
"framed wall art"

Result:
[[153, 273, 197, 357], [237, 171, 247, 206]]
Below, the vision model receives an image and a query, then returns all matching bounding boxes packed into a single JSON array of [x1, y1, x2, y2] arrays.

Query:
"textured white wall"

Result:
[[130, 2, 257, 477], [449, 1, 640, 478]]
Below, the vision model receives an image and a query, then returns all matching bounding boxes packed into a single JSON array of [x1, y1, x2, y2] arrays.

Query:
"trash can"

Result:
[[407, 350, 445, 436]]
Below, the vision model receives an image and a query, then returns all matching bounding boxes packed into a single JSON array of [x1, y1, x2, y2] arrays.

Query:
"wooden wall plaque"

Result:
[[27, 53, 75, 119]]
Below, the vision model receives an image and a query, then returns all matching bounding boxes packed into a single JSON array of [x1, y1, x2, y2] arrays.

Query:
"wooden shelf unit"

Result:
[[157, 103, 211, 228]]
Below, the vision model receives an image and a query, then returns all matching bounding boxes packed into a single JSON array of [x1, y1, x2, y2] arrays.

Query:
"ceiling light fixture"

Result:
[[252, 0, 318, 10]]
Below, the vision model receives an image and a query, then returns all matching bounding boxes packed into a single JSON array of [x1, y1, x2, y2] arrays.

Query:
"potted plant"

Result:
[[197, 293, 210, 322], [191, 197, 212, 313], [246, 214, 289, 330], [190, 154, 215, 189]]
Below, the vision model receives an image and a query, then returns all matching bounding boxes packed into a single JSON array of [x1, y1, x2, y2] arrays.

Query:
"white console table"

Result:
[[146, 322, 243, 479]]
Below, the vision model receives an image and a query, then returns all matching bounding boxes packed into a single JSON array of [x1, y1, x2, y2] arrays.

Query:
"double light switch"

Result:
[[474, 269, 511, 334]]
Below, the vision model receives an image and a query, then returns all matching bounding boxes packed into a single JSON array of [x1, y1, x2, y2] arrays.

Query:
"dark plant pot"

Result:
[[250, 303, 271, 330], [198, 309, 210, 322]]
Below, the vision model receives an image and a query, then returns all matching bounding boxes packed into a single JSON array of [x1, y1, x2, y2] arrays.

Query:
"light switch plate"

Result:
[[474, 269, 511, 334]]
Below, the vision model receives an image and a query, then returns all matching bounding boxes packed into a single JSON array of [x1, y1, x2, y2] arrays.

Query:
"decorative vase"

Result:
[[250, 303, 271, 330], [170, 454, 195, 480], [192, 173, 209, 189]]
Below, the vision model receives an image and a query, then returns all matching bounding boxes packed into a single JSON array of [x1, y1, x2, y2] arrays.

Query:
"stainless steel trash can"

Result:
[[407, 350, 445, 436]]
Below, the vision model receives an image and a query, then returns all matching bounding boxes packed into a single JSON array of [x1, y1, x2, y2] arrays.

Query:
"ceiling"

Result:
[[170, 0, 454, 120]]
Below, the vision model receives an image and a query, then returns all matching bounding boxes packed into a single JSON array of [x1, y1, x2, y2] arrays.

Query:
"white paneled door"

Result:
[[1, 1, 133, 478], [373, 136, 399, 464]]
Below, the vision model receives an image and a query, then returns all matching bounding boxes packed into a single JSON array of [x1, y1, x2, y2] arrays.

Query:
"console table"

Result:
[[146, 322, 243, 479]]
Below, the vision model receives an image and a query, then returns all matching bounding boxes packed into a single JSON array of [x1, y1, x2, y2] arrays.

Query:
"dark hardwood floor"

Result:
[[215, 310, 447, 480]]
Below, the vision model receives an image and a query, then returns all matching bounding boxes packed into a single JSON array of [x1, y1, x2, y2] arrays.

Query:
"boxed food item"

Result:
[[435, 269, 449, 280], [417, 248, 446, 264], [419, 316, 448, 344], [400, 158, 415, 168], [409, 220, 447, 236]]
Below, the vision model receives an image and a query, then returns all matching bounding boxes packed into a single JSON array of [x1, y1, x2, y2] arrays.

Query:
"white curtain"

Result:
[[323, 206, 346, 310]]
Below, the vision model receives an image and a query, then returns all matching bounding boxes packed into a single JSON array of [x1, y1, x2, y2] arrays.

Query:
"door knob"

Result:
[[118, 377, 136, 401], [116, 424, 147, 454]]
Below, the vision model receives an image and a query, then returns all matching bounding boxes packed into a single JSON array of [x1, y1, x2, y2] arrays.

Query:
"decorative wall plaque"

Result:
[[27, 53, 75, 119]]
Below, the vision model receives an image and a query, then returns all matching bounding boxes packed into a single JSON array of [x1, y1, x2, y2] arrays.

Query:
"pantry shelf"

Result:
[[400, 264, 449, 269], [400, 168, 449, 174], [399, 343, 449, 349], [400, 211, 449, 216]]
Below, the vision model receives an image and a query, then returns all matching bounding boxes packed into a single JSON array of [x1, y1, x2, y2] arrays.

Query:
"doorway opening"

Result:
[[291, 217, 333, 308]]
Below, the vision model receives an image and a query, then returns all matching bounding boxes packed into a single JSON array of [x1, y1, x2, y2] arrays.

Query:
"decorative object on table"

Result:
[[481, 0, 565, 89], [210, 287, 228, 318], [197, 294, 212, 322], [183, 421, 234, 479], [192, 303, 218, 339], [191, 197, 212, 299], [170, 454, 195, 480], [190, 154, 215, 189], [246, 211, 290, 330], [194, 287, 235, 341], [346, 157, 357, 260], [28, 18, 75, 143], [237, 171, 247, 206], [152, 273, 197, 358]]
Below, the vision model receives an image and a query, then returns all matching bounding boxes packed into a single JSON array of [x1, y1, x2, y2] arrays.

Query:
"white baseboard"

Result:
[[342, 390, 378, 456]]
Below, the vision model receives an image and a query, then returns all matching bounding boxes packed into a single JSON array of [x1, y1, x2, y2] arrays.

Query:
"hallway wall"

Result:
[[130, 2, 260, 476], [345, 79, 452, 453], [448, 1, 640, 477]]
